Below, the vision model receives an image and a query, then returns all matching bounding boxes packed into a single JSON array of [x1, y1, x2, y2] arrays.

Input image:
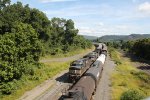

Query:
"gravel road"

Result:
[[40, 50, 92, 63]]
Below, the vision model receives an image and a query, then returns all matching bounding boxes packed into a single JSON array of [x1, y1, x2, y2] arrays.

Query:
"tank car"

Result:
[[101, 44, 107, 56]]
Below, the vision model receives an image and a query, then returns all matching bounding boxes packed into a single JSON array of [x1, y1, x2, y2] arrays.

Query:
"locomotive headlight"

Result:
[[77, 70, 81, 74], [79, 70, 81, 74]]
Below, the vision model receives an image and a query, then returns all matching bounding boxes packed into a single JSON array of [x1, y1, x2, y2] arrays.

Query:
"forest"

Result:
[[0, 0, 92, 96]]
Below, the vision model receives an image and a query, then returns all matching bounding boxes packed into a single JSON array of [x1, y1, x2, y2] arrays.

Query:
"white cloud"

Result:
[[139, 2, 150, 14], [39, 0, 77, 3], [77, 23, 147, 37], [98, 22, 104, 26], [44, 5, 100, 17], [42, 1, 150, 36]]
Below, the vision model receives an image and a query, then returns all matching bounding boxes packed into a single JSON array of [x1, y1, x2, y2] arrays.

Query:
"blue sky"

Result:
[[11, 0, 150, 36]]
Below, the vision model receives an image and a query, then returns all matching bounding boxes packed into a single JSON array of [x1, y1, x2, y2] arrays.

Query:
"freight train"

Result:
[[61, 47, 107, 100], [68, 43, 107, 83], [68, 43, 105, 83], [94, 43, 107, 56]]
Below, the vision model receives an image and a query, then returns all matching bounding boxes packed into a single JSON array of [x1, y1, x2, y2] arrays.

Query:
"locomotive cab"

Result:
[[68, 58, 88, 82]]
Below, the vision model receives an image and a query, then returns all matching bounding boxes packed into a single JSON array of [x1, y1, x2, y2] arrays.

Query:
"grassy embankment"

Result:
[[41, 46, 94, 59], [1, 47, 94, 100], [109, 47, 150, 100]]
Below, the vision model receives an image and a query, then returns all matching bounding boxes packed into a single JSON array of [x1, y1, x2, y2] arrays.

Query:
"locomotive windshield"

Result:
[[71, 63, 83, 66], [71, 60, 84, 67]]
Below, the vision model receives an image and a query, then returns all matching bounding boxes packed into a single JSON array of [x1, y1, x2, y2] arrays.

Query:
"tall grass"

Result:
[[109, 47, 150, 100]]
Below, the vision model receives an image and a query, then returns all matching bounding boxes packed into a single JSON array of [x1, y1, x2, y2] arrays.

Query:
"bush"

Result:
[[0, 82, 17, 95], [120, 89, 144, 100]]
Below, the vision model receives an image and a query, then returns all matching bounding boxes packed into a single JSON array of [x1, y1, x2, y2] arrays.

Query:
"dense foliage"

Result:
[[0, 0, 92, 96], [107, 38, 150, 60], [0, 23, 42, 94], [131, 39, 150, 60], [47, 18, 92, 55]]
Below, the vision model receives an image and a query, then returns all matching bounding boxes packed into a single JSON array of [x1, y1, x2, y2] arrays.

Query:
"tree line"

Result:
[[0, 0, 92, 95], [106, 38, 150, 60]]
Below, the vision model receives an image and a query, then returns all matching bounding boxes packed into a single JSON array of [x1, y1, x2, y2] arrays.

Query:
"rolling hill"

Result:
[[97, 34, 150, 42], [81, 35, 98, 40]]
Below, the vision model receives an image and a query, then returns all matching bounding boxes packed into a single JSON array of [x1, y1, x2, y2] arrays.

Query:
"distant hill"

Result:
[[82, 35, 98, 40], [98, 34, 150, 42]]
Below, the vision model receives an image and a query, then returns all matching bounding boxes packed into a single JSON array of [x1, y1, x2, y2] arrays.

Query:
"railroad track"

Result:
[[36, 81, 72, 100], [35, 71, 73, 100]]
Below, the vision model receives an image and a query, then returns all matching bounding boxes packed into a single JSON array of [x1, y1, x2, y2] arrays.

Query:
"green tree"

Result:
[[0, 0, 10, 10], [0, 22, 42, 82], [0, 1, 51, 40]]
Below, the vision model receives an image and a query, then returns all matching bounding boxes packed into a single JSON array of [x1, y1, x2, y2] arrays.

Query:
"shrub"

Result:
[[0, 82, 16, 95], [120, 89, 144, 100]]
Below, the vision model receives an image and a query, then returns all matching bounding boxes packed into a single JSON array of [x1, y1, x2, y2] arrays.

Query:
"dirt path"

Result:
[[94, 55, 116, 100], [19, 50, 92, 100], [40, 50, 92, 63]]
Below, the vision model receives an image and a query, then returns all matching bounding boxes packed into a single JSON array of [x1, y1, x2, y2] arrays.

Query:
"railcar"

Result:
[[101, 44, 107, 56], [94, 43, 103, 56], [83, 51, 98, 62]]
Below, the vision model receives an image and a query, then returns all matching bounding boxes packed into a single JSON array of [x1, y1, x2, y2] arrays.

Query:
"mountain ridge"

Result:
[[82, 34, 150, 41]]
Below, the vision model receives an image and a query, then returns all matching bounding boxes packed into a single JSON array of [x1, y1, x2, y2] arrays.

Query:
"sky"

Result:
[[11, 0, 150, 37]]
